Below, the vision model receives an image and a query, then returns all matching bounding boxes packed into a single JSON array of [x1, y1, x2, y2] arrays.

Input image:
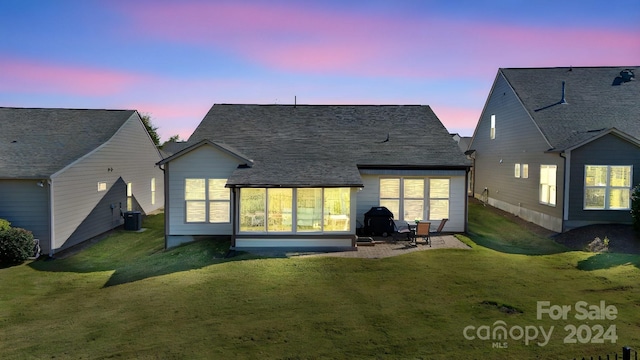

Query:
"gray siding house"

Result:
[[468, 67, 639, 232], [159, 104, 470, 250], [0, 107, 165, 255]]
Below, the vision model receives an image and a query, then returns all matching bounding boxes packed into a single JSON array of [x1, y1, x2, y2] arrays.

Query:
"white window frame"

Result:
[[490, 114, 496, 140], [184, 178, 231, 223], [584, 165, 633, 210], [151, 178, 156, 205], [514, 163, 521, 178], [379, 177, 450, 222], [238, 188, 350, 234], [127, 182, 133, 211], [522, 164, 529, 179], [208, 179, 231, 223], [97, 182, 107, 192], [539, 165, 557, 206], [429, 178, 450, 221]]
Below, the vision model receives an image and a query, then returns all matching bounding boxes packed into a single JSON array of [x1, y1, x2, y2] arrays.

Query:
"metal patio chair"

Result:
[[433, 218, 448, 235], [414, 221, 432, 247]]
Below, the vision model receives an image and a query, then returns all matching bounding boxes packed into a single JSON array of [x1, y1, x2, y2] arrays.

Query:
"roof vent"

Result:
[[560, 81, 568, 104], [620, 69, 635, 82], [613, 69, 635, 85]]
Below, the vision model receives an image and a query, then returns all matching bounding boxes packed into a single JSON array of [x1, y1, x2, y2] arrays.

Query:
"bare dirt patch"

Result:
[[553, 224, 640, 254], [471, 198, 640, 254]]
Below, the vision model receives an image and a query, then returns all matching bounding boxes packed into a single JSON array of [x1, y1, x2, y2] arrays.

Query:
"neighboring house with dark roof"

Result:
[[0, 107, 165, 256], [159, 140, 190, 158], [158, 104, 471, 249], [468, 67, 639, 232]]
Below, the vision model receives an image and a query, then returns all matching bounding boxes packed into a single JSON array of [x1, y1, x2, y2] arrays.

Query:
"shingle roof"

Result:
[[159, 141, 190, 157], [186, 104, 469, 187], [500, 66, 640, 151], [0, 107, 136, 178]]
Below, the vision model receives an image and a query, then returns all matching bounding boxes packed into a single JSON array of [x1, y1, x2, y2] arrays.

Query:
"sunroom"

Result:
[[225, 160, 364, 249]]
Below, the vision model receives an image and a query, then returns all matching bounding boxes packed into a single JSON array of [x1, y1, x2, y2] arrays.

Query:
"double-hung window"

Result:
[[379, 178, 449, 221], [515, 164, 529, 179], [490, 114, 496, 139], [127, 182, 133, 211], [584, 165, 632, 210], [151, 178, 156, 205], [185, 178, 230, 223], [539, 165, 557, 206], [429, 179, 450, 220]]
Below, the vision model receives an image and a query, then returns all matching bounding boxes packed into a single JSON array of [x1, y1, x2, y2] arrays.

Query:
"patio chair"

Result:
[[415, 221, 432, 247], [392, 220, 412, 242], [433, 218, 448, 235]]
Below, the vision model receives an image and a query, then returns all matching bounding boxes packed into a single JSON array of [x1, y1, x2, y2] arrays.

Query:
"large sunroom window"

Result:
[[297, 188, 322, 232], [379, 178, 450, 221], [239, 188, 351, 233], [324, 188, 350, 231], [584, 165, 632, 210]]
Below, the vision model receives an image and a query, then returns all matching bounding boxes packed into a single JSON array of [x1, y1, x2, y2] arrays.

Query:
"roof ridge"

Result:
[[0, 106, 135, 112]]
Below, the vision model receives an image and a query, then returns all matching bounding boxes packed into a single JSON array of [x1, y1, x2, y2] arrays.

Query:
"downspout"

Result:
[[47, 178, 55, 257], [231, 187, 237, 249], [560, 151, 571, 231], [158, 163, 170, 249], [464, 167, 470, 233]]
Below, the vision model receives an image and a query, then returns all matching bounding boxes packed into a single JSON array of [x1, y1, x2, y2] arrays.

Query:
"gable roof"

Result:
[[499, 66, 640, 151], [158, 139, 254, 166], [0, 107, 137, 179], [186, 104, 469, 187]]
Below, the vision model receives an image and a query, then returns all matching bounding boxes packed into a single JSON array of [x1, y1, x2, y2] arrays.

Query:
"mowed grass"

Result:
[[467, 200, 568, 255], [1, 206, 639, 359]]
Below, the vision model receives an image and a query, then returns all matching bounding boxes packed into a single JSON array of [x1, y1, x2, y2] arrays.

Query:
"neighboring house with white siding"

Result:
[[468, 67, 640, 232], [158, 104, 470, 250], [0, 107, 164, 256]]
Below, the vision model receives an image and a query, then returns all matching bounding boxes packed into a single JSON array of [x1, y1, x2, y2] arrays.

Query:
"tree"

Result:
[[166, 134, 181, 143], [632, 184, 640, 233], [140, 113, 161, 146], [160, 134, 182, 149]]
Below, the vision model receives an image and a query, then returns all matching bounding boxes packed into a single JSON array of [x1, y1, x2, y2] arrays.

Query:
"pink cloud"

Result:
[[0, 56, 144, 96], [112, 2, 426, 75], [125, 101, 213, 141], [467, 25, 640, 68], [113, 1, 639, 79], [430, 105, 481, 135]]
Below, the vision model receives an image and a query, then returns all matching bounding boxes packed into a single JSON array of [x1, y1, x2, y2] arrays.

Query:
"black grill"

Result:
[[363, 206, 394, 236]]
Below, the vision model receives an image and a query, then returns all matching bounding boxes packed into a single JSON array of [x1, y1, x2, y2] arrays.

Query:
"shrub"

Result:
[[586, 237, 608, 253], [632, 184, 640, 233], [0, 218, 10, 231], [0, 227, 35, 265]]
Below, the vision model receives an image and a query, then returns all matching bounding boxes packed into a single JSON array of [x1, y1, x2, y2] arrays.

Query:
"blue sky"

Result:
[[1, 0, 639, 141]]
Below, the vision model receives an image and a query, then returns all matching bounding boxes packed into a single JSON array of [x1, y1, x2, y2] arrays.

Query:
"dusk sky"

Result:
[[2, 0, 639, 141]]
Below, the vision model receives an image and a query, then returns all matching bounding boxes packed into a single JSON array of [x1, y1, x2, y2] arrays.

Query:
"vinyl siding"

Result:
[[357, 171, 466, 233], [566, 133, 640, 228], [51, 114, 164, 252], [166, 144, 240, 236], [471, 72, 564, 231], [0, 180, 50, 251]]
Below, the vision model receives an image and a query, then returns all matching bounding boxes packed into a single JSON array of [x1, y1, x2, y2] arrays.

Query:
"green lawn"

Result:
[[1, 205, 639, 359]]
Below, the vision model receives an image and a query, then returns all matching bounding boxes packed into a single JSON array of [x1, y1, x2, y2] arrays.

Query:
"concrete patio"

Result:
[[244, 234, 470, 259]]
